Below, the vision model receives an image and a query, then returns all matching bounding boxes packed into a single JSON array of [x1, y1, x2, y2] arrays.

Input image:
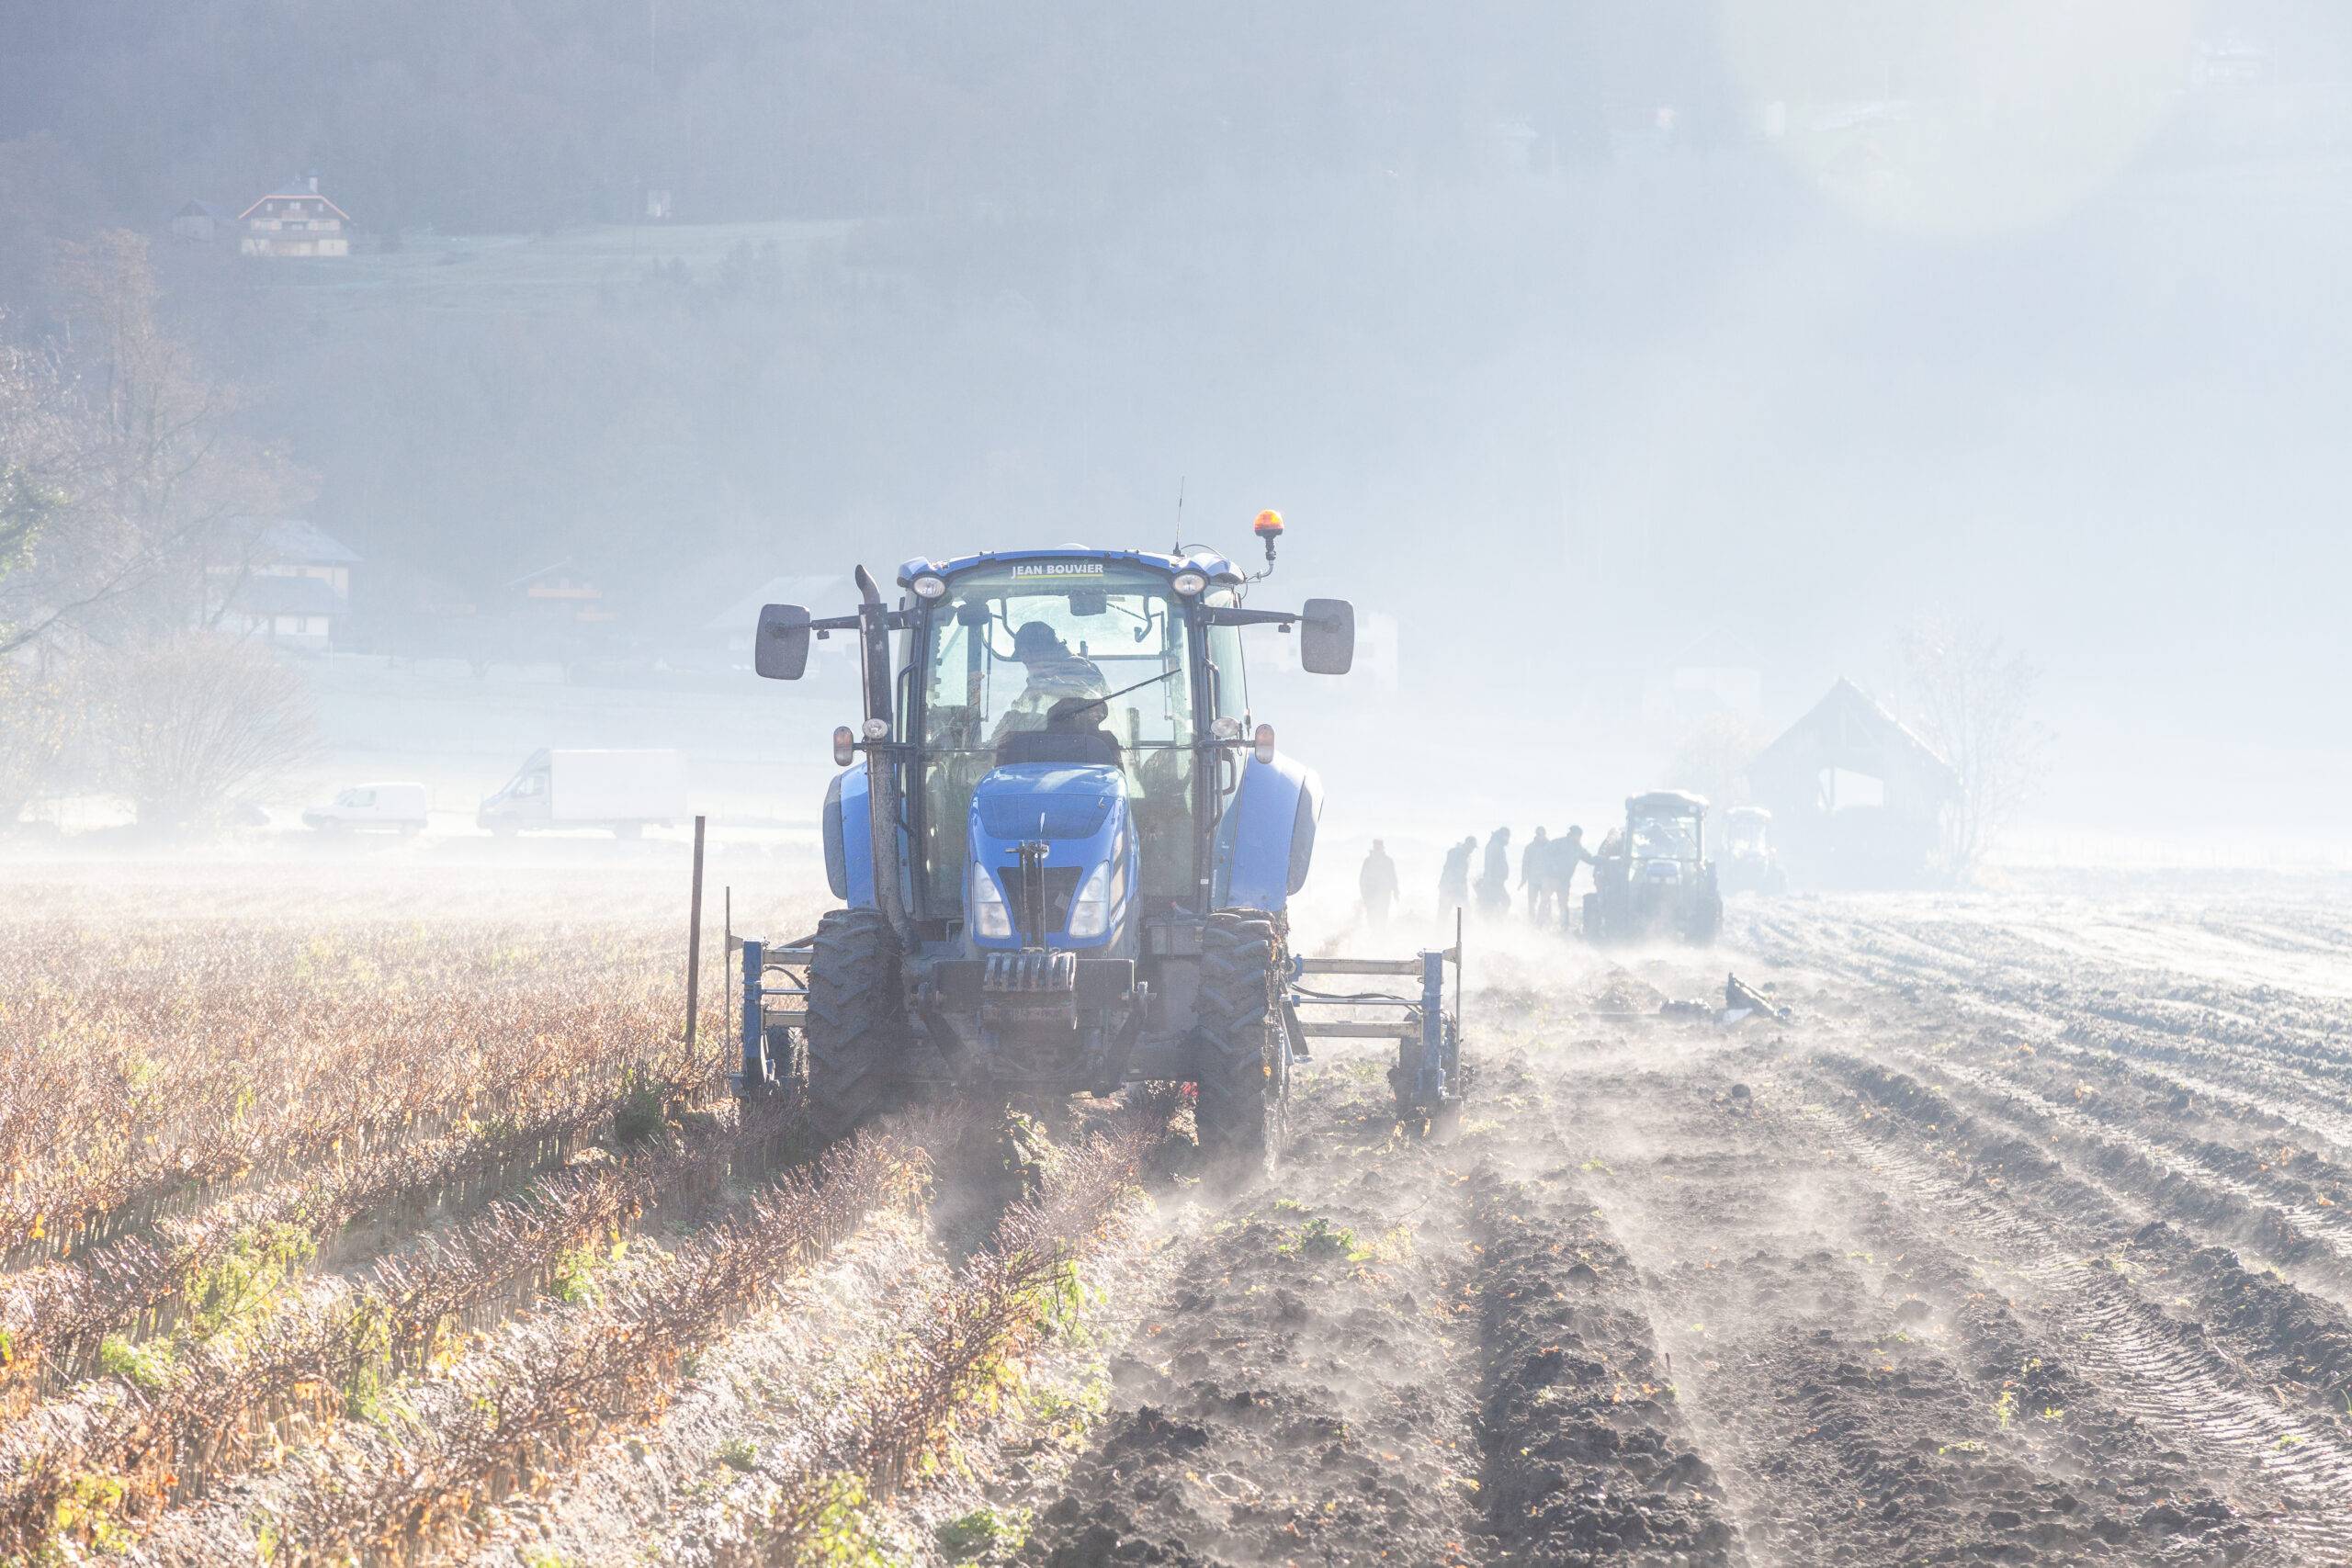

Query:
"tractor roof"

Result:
[[1628, 789, 1708, 816], [899, 546, 1241, 588]]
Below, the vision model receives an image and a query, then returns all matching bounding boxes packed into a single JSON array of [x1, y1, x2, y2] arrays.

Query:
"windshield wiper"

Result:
[[1097, 666, 1179, 704]]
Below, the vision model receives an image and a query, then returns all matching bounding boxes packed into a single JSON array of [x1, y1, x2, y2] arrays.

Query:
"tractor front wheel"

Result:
[[1193, 909, 1287, 1180], [806, 907, 906, 1141]]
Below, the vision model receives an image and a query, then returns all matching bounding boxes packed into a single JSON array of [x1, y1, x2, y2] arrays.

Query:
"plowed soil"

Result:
[[1007, 885, 2352, 1568]]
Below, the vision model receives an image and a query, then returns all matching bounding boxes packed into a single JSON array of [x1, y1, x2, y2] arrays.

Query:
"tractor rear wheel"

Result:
[[806, 907, 907, 1141], [1193, 909, 1287, 1179]]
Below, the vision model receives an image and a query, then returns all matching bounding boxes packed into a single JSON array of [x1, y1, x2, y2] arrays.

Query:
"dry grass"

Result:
[[0, 862, 1161, 1566]]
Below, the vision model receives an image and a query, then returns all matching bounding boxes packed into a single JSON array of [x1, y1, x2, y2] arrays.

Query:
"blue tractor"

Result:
[[736, 519, 1464, 1171]]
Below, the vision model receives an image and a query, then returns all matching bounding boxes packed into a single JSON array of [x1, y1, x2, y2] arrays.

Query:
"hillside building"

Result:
[[170, 199, 227, 243], [238, 174, 351, 257], [213, 520, 362, 650]]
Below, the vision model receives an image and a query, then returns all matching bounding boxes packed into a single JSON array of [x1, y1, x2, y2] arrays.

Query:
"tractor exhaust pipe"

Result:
[[854, 565, 918, 951]]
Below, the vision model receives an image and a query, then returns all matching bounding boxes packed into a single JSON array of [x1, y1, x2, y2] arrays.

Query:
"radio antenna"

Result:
[[1172, 477, 1185, 555]]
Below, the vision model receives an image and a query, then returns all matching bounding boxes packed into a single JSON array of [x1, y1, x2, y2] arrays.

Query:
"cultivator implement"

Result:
[[1284, 912, 1465, 1123], [737, 921, 1471, 1128], [732, 934, 814, 1100]]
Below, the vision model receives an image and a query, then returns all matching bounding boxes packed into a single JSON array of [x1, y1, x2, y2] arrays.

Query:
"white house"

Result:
[[238, 174, 351, 258], [215, 520, 361, 649]]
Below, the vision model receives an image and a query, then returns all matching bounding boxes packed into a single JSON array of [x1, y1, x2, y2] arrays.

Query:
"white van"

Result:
[[302, 782, 430, 834]]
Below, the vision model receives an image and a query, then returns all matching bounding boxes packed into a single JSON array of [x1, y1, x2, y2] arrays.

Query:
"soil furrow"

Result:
[[1467, 1158, 1740, 1566], [1015, 1063, 1486, 1568], [1791, 1064, 2352, 1559]]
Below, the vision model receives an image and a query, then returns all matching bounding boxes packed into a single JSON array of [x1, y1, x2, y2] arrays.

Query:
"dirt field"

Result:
[[7, 867, 2352, 1565]]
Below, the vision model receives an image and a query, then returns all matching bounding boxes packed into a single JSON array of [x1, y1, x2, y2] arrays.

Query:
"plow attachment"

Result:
[[732, 934, 815, 1100], [1284, 912, 1466, 1124]]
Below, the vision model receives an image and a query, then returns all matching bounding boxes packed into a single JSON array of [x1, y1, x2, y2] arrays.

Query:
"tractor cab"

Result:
[[1584, 790, 1724, 944], [909, 556, 1234, 943], [1724, 805, 1770, 858]]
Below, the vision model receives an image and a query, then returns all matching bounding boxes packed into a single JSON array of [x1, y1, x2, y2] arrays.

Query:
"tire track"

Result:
[[1749, 908, 2352, 1162], [1792, 1058, 2352, 1559], [1550, 1044, 2233, 1566]]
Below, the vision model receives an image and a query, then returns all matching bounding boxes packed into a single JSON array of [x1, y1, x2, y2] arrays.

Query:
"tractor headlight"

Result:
[[969, 864, 1012, 939], [1171, 570, 1207, 597], [912, 573, 947, 600], [1065, 861, 1114, 940], [861, 717, 889, 741]]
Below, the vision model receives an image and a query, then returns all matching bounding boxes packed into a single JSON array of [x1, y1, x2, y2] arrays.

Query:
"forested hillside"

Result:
[[5, 1, 2350, 823]]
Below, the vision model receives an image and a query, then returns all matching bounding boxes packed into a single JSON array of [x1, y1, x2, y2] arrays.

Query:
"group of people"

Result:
[[1355, 826, 1598, 931]]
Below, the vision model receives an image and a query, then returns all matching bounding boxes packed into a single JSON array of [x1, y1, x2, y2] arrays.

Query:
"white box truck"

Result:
[[302, 781, 430, 834], [477, 749, 687, 839]]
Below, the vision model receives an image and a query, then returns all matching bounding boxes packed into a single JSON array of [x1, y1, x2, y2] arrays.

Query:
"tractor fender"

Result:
[[1214, 751, 1323, 912], [823, 766, 876, 906]]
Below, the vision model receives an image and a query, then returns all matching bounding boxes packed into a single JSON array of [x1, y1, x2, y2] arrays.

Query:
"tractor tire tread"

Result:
[[1193, 909, 1283, 1178], [806, 907, 905, 1141]]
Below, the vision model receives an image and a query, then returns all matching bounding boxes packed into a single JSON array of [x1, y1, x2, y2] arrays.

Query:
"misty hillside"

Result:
[[5, 3, 2351, 830]]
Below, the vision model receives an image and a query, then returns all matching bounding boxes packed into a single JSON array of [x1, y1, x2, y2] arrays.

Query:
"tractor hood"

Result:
[[973, 764, 1121, 842], [966, 764, 1136, 952]]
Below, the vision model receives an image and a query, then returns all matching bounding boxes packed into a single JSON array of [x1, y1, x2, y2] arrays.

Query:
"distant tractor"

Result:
[[1583, 790, 1723, 945], [1718, 805, 1789, 896], [734, 521, 1464, 1172]]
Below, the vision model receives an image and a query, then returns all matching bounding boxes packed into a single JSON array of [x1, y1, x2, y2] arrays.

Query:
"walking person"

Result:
[[1359, 840, 1400, 931], [1477, 827, 1512, 915], [1438, 836, 1475, 914], [1521, 827, 1553, 924]]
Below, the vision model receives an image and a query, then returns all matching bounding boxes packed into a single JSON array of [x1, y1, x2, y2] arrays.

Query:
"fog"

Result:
[[4, 1, 2348, 867]]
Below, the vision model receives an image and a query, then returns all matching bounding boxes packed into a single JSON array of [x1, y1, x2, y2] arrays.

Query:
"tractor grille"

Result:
[[995, 864, 1080, 936]]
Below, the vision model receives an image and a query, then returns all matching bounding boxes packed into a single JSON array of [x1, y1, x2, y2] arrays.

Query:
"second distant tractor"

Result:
[[1718, 805, 1789, 896], [1584, 790, 1724, 945]]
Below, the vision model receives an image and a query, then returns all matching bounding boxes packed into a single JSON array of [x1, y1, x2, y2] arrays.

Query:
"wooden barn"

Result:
[[1746, 678, 1959, 888]]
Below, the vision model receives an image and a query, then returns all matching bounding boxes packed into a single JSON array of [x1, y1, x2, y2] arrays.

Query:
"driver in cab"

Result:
[[997, 622, 1107, 728]]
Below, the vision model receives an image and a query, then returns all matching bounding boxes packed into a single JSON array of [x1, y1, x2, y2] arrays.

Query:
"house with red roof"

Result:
[[238, 173, 350, 257]]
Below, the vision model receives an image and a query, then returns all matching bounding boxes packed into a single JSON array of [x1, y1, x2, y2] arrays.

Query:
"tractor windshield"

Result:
[[1631, 813, 1700, 863], [916, 561, 1198, 913]]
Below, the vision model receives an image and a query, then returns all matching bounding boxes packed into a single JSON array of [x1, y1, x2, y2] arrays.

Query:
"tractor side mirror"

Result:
[[754, 604, 812, 680], [1299, 598, 1354, 675]]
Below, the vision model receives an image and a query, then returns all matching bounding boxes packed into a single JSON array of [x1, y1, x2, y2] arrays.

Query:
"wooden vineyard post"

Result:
[[686, 813, 707, 1067]]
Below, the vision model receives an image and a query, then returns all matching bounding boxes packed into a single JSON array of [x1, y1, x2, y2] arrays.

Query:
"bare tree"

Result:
[[1900, 617, 2052, 877], [91, 633, 321, 830], [0, 233, 309, 658], [1665, 710, 1770, 809]]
